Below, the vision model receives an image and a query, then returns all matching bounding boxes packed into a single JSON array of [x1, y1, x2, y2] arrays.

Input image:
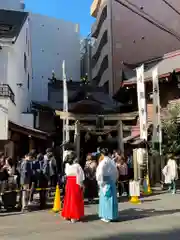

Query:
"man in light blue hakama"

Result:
[[96, 149, 119, 222]]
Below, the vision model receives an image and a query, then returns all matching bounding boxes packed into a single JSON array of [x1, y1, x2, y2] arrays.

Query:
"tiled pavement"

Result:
[[1, 191, 180, 240]]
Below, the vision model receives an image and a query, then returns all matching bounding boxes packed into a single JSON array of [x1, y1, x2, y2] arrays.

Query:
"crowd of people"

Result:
[[62, 148, 134, 223], [1, 143, 179, 223], [0, 148, 57, 211], [83, 149, 133, 203], [0, 146, 133, 218]]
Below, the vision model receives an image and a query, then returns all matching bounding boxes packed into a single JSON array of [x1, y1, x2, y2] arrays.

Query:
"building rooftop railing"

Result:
[[0, 84, 15, 104]]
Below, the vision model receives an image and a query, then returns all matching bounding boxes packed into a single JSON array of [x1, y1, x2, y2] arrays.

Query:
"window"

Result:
[[27, 74, 30, 90], [24, 53, 27, 72]]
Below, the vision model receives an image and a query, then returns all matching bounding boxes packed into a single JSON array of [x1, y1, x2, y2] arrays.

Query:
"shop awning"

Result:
[[122, 50, 180, 86], [9, 121, 50, 140]]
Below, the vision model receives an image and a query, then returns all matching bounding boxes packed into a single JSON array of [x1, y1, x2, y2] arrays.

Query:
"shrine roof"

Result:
[[43, 81, 123, 113], [121, 50, 180, 86], [32, 99, 121, 114], [33, 82, 123, 114]]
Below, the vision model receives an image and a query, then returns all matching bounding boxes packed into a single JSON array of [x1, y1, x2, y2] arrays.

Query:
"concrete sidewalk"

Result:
[[0, 191, 180, 240]]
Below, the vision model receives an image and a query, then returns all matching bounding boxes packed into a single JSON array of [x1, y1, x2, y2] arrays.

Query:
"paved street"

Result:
[[1, 191, 180, 240]]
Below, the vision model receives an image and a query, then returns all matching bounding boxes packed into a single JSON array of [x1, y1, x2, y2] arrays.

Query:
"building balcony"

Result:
[[91, 0, 101, 17], [92, 54, 109, 86], [98, 68, 109, 87], [92, 42, 109, 80], [91, 18, 108, 55], [91, 2, 107, 38], [92, 29, 108, 67], [0, 84, 15, 104]]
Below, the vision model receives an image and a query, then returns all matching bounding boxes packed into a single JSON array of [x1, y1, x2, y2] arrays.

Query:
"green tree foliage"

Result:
[[161, 103, 180, 155]]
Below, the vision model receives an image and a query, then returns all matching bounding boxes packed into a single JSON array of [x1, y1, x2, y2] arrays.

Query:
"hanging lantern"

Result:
[[97, 136, 102, 143], [85, 132, 90, 141], [107, 133, 112, 140]]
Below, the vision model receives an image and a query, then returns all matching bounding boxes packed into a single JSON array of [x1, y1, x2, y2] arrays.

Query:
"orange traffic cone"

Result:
[[52, 184, 61, 213], [142, 174, 152, 195]]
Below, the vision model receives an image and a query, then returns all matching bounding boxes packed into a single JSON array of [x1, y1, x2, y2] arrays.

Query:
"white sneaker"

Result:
[[122, 192, 127, 197], [71, 219, 78, 223], [101, 218, 110, 223]]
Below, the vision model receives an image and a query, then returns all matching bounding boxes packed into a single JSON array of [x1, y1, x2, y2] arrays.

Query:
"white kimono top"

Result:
[[65, 163, 85, 187], [162, 159, 178, 183], [96, 156, 118, 186]]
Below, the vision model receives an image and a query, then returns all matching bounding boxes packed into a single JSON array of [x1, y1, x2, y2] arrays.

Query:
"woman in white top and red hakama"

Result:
[[61, 151, 85, 223]]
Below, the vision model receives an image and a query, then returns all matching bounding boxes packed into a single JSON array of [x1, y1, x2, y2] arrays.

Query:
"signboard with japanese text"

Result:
[[136, 64, 147, 140], [152, 67, 162, 153]]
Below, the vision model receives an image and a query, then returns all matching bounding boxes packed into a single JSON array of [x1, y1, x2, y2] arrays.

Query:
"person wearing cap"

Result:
[[61, 151, 85, 223], [96, 148, 119, 222]]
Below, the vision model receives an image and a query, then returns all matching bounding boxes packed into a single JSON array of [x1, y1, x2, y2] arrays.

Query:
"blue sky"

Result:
[[25, 0, 94, 36]]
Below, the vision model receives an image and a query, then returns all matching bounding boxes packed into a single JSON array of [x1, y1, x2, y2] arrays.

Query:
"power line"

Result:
[[161, 0, 180, 16], [114, 0, 180, 42], [123, 0, 180, 40]]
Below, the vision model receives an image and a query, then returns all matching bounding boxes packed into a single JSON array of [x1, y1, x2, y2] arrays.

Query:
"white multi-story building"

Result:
[[0, 9, 49, 156], [0, 2, 81, 156], [0, 0, 81, 102], [30, 13, 80, 102], [0, 9, 33, 137], [0, 0, 25, 11]]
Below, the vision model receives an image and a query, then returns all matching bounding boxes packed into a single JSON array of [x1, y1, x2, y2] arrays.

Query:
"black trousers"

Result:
[[50, 175, 57, 188], [29, 175, 37, 202], [39, 176, 48, 209], [85, 179, 98, 200]]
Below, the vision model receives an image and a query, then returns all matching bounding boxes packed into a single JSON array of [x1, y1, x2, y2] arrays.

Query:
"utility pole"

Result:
[[87, 37, 92, 83]]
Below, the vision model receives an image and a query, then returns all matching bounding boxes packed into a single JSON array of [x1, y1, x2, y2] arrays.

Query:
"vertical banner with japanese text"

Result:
[[62, 60, 69, 161], [136, 64, 147, 140], [152, 67, 162, 154]]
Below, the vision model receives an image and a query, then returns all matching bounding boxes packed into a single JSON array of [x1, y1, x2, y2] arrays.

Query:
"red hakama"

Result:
[[62, 176, 84, 220]]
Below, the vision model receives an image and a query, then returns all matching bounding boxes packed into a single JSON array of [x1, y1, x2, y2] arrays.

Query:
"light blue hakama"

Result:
[[98, 176, 118, 221]]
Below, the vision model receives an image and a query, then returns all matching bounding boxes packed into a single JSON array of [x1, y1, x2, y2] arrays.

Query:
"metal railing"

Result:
[[0, 84, 15, 103]]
